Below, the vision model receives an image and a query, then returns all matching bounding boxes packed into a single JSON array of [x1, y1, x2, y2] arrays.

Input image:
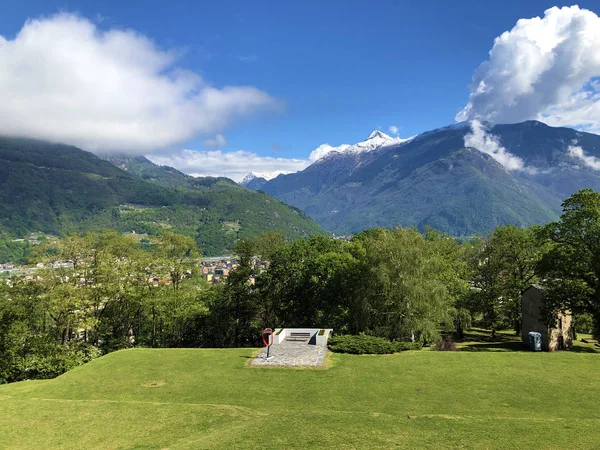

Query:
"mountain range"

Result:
[[247, 121, 600, 236], [3, 119, 600, 261], [0, 137, 326, 256]]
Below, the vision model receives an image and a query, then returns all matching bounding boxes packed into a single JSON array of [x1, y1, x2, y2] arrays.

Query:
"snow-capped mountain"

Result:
[[310, 130, 412, 162], [241, 171, 282, 183], [240, 171, 285, 185], [357, 130, 412, 151], [239, 171, 288, 190], [258, 120, 600, 237]]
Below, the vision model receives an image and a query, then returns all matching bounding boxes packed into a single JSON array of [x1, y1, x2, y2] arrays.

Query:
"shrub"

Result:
[[328, 334, 420, 354], [396, 341, 423, 351], [434, 338, 457, 351], [8, 340, 102, 382]]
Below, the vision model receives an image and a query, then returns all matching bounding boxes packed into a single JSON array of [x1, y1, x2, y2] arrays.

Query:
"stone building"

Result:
[[521, 285, 573, 351]]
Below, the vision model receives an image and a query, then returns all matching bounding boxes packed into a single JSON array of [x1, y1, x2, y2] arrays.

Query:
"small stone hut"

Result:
[[521, 285, 573, 351]]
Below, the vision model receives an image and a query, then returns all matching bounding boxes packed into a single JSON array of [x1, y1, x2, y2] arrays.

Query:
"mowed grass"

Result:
[[0, 341, 599, 449]]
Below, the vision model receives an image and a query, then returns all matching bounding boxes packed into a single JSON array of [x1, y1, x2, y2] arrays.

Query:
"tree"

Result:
[[538, 189, 600, 338], [469, 225, 547, 336], [204, 238, 260, 347], [252, 231, 286, 261], [357, 228, 454, 343], [142, 232, 207, 348], [424, 228, 472, 338]]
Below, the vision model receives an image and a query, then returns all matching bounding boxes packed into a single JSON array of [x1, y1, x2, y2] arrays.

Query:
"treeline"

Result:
[[2, 189, 600, 383]]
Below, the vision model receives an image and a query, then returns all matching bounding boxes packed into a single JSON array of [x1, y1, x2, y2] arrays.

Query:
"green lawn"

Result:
[[0, 341, 599, 449]]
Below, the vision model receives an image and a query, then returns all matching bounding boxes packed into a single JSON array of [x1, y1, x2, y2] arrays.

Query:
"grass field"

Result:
[[0, 338, 599, 449]]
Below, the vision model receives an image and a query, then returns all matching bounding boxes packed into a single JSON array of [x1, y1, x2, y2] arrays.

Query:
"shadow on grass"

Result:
[[569, 344, 600, 354], [456, 330, 600, 353], [460, 341, 527, 352]]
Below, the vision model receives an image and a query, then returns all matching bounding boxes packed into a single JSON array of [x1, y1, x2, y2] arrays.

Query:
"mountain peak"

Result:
[[240, 171, 283, 185], [367, 130, 393, 140]]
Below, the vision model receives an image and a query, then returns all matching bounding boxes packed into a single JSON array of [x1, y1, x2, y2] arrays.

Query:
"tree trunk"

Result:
[[152, 306, 156, 348], [592, 311, 600, 341]]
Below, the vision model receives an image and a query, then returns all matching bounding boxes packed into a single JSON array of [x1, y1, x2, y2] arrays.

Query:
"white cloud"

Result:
[[308, 143, 351, 162], [457, 6, 600, 134], [0, 13, 280, 153], [203, 134, 227, 149], [148, 150, 310, 182], [568, 145, 600, 170], [464, 120, 529, 171], [389, 125, 399, 135]]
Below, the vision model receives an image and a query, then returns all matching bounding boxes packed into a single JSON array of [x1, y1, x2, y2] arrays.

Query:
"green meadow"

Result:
[[0, 339, 599, 449]]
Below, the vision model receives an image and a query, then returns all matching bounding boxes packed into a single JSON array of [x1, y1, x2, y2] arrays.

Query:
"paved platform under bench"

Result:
[[251, 341, 327, 367]]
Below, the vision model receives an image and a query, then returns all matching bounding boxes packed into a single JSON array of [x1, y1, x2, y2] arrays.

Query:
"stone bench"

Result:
[[286, 332, 312, 342]]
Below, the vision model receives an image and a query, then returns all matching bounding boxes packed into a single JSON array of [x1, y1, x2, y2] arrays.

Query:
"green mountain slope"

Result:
[[0, 137, 326, 256], [322, 148, 558, 234], [105, 154, 230, 190]]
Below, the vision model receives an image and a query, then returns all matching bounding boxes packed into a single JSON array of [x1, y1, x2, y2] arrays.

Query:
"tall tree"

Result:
[[358, 228, 453, 343], [469, 225, 547, 336], [538, 189, 600, 338], [425, 228, 473, 338]]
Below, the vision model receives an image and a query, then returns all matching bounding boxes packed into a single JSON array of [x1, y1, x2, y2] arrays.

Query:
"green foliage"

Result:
[[538, 189, 600, 338], [0, 231, 210, 381], [202, 240, 261, 348], [328, 334, 421, 354], [355, 228, 456, 343], [0, 232, 32, 264], [468, 225, 548, 335], [573, 313, 595, 335], [255, 235, 365, 333], [3, 188, 600, 386]]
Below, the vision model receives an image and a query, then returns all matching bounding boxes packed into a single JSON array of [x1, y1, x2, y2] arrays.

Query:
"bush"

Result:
[[328, 334, 421, 354], [396, 341, 423, 351], [10, 340, 102, 382], [434, 338, 457, 351]]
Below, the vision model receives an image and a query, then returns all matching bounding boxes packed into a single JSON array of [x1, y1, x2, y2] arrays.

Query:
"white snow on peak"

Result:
[[309, 130, 412, 162], [240, 171, 285, 184], [367, 130, 391, 139]]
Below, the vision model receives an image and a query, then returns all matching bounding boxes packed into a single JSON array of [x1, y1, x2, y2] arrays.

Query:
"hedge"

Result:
[[328, 334, 422, 354]]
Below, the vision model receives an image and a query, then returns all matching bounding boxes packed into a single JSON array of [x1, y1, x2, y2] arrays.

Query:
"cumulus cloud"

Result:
[[389, 125, 399, 135], [568, 145, 600, 170], [457, 6, 600, 134], [308, 143, 351, 162], [0, 13, 280, 153], [203, 134, 227, 149], [464, 120, 528, 171], [148, 150, 310, 182]]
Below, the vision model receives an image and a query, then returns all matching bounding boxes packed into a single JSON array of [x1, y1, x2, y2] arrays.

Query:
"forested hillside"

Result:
[[0, 137, 326, 258]]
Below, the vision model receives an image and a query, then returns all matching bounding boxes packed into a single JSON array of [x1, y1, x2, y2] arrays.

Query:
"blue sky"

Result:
[[1, 1, 600, 179]]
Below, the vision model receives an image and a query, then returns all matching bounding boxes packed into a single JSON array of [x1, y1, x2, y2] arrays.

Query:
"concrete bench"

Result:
[[286, 332, 311, 342]]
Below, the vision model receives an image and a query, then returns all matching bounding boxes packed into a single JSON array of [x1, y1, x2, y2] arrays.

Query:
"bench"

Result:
[[286, 332, 312, 342]]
